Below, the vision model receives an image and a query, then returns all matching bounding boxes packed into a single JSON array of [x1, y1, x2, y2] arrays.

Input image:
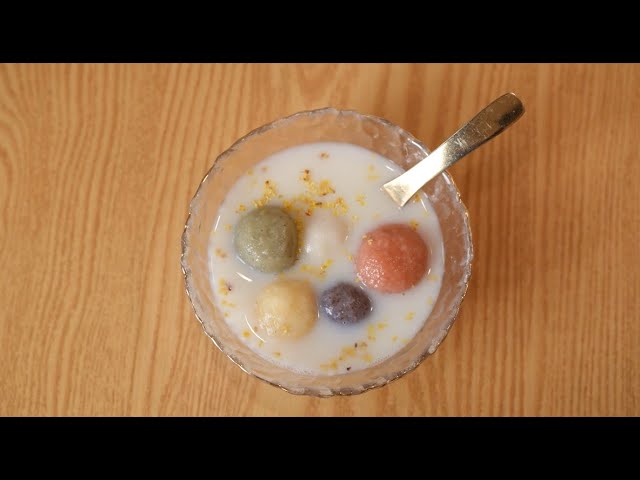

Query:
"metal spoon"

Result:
[[382, 92, 525, 207]]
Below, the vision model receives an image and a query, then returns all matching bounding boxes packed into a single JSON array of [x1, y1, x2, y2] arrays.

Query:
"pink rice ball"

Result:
[[356, 223, 429, 294]]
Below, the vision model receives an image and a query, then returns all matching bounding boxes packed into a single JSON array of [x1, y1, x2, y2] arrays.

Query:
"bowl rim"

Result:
[[180, 107, 474, 397]]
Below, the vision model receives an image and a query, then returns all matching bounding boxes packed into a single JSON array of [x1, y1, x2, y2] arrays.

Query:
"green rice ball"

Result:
[[233, 206, 298, 273]]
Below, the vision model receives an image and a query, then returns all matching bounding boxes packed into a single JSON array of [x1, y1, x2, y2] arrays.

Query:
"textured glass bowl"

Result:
[[181, 108, 473, 397]]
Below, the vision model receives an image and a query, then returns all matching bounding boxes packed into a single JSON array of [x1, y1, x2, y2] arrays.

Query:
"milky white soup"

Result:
[[208, 142, 444, 375]]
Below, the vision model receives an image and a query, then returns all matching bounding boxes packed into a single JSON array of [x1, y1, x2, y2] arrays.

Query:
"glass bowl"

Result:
[[181, 108, 473, 397]]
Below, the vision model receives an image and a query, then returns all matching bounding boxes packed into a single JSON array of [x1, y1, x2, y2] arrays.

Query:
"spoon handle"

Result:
[[383, 92, 525, 207]]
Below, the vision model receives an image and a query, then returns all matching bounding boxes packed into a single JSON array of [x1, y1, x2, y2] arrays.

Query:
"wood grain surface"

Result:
[[0, 64, 638, 416]]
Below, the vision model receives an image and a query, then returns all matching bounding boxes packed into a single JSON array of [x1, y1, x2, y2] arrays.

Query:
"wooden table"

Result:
[[1, 64, 638, 416]]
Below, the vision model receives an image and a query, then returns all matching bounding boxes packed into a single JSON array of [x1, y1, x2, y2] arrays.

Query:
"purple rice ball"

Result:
[[319, 282, 372, 325]]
